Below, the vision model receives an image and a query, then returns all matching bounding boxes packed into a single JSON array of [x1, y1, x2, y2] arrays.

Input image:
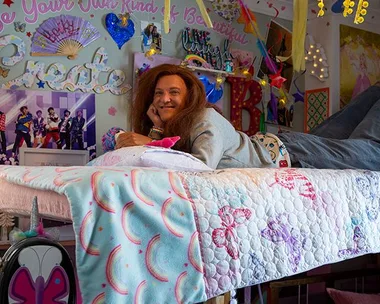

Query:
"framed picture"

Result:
[[304, 87, 330, 133], [19, 148, 89, 166]]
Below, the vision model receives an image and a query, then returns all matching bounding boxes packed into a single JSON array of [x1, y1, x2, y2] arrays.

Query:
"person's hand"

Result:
[[147, 104, 163, 128], [116, 132, 152, 149]]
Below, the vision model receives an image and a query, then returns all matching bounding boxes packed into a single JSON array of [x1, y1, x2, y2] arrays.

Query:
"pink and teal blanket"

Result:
[[1, 166, 380, 303]]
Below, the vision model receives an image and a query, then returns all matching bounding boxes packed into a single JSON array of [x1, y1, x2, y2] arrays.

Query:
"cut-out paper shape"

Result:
[[183, 54, 212, 69], [3, 0, 14, 7], [108, 106, 117, 116], [211, 0, 240, 21], [37, 80, 45, 88], [0, 35, 26, 66], [14, 22, 26, 33], [31, 15, 101, 60], [0, 47, 131, 95], [0, 66, 9, 78], [105, 13, 135, 50]]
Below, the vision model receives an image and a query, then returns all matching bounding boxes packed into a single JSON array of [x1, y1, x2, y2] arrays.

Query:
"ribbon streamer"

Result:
[[196, 0, 213, 28], [292, 0, 308, 71], [164, 0, 171, 34]]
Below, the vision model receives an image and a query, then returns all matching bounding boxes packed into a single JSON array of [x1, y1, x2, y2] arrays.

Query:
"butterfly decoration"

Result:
[[0, 66, 10, 78], [261, 216, 302, 272], [249, 253, 265, 284], [9, 266, 69, 303], [9, 242, 70, 304], [338, 225, 369, 258], [355, 171, 380, 221], [212, 205, 252, 259], [14, 21, 26, 33], [270, 169, 317, 201]]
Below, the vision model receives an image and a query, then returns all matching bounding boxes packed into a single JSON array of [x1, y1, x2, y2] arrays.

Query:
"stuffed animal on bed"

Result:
[[102, 127, 180, 152]]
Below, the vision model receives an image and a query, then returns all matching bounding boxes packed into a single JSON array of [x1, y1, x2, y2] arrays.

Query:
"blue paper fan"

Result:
[[31, 15, 101, 60]]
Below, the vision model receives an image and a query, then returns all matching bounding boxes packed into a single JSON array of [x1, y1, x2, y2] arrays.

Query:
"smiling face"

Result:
[[152, 75, 187, 122]]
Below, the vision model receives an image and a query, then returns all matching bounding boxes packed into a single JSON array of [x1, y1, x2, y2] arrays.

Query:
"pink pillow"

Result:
[[327, 288, 380, 304]]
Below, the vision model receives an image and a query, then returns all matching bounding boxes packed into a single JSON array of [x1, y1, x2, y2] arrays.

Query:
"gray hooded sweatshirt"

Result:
[[188, 108, 276, 169]]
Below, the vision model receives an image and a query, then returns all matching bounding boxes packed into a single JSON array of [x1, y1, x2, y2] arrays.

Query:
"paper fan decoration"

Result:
[[31, 15, 100, 60]]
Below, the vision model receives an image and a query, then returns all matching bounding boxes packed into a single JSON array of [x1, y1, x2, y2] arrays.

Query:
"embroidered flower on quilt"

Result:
[[211, 206, 252, 260]]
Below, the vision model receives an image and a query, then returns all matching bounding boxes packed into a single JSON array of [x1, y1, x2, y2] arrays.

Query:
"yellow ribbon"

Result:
[[195, 0, 213, 28], [292, 0, 308, 72], [164, 0, 171, 34]]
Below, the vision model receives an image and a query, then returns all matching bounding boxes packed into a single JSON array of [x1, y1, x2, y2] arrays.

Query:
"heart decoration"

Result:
[[199, 76, 224, 104], [211, 0, 240, 22], [105, 13, 135, 50]]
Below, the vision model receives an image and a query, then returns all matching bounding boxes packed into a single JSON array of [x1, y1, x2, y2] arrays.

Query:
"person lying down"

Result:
[[116, 64, 380, 171]]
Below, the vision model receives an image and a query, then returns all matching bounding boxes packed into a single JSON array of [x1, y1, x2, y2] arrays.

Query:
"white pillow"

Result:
[[87, 146, 212, 172]]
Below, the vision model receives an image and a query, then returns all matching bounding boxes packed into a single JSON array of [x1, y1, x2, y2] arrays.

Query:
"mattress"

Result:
[[0, 177, 71, 221]]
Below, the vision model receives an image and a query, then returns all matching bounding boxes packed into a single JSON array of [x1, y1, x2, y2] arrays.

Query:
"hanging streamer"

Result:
[[164, 0, 171, 34], [292, 0, 308, 72], [196, 0, 213, 28]]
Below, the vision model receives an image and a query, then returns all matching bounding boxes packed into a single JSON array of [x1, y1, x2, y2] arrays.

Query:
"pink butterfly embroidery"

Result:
[[9, 266, 69, 303], [212, 206, 252, 259], [270, 169, 317, 201]]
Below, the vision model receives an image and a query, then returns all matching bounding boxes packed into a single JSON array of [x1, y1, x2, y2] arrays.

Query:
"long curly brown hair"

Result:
[[132, 64, 215, 152]]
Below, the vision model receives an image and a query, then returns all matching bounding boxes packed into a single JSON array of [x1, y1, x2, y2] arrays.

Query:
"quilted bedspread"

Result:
[[0, 166, 379, 304]]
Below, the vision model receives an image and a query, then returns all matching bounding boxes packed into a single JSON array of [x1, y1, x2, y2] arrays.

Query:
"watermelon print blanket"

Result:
[[0, 166, 380, 303]]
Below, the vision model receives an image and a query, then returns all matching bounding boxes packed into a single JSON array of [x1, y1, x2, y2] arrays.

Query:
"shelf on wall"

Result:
[[184, 65, 235, 77]]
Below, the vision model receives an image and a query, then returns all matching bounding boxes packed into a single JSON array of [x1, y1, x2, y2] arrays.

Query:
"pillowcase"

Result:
[[87, 146, 212, 172], [327, 288, 380, 304]]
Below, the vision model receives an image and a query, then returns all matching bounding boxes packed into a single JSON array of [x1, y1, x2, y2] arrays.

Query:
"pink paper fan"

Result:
[[31, 15, 100, 60]]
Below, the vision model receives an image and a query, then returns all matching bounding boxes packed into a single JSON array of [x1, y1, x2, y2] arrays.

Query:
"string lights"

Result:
[[304, 36, 329, 81]]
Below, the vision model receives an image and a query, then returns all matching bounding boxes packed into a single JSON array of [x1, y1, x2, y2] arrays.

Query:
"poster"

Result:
[[257, 20, 293, 92], [0, 89, 96, 165], [340, 24, 380, 108], [140, 20, 162, 52]]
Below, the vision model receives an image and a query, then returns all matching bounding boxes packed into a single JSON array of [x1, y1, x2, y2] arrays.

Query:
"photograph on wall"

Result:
[[141, 20, 162, 52], [0, 89, 96, 165], [340, 24, 380, 108], [257, 20, 293, 92], [230, 48, 255, 70]]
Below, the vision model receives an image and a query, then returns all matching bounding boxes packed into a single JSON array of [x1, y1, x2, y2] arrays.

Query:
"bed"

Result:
[[0, 165, 379, 303]]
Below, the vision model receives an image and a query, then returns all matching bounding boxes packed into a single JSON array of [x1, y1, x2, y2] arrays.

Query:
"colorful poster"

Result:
[[340, 24, 380, 108], [0, 89, 96, 165], [257, 20, 293, 92]]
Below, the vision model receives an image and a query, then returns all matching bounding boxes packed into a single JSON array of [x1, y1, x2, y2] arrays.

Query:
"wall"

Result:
[[306, 0, 380, 115], [0, 0, 294, 154]]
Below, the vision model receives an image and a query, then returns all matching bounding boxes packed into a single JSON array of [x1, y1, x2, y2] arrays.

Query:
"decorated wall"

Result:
[[0, 0, 297, 154]]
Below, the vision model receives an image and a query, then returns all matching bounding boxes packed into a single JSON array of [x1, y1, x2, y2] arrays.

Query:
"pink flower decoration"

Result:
[[108, 106, 117, 116]]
